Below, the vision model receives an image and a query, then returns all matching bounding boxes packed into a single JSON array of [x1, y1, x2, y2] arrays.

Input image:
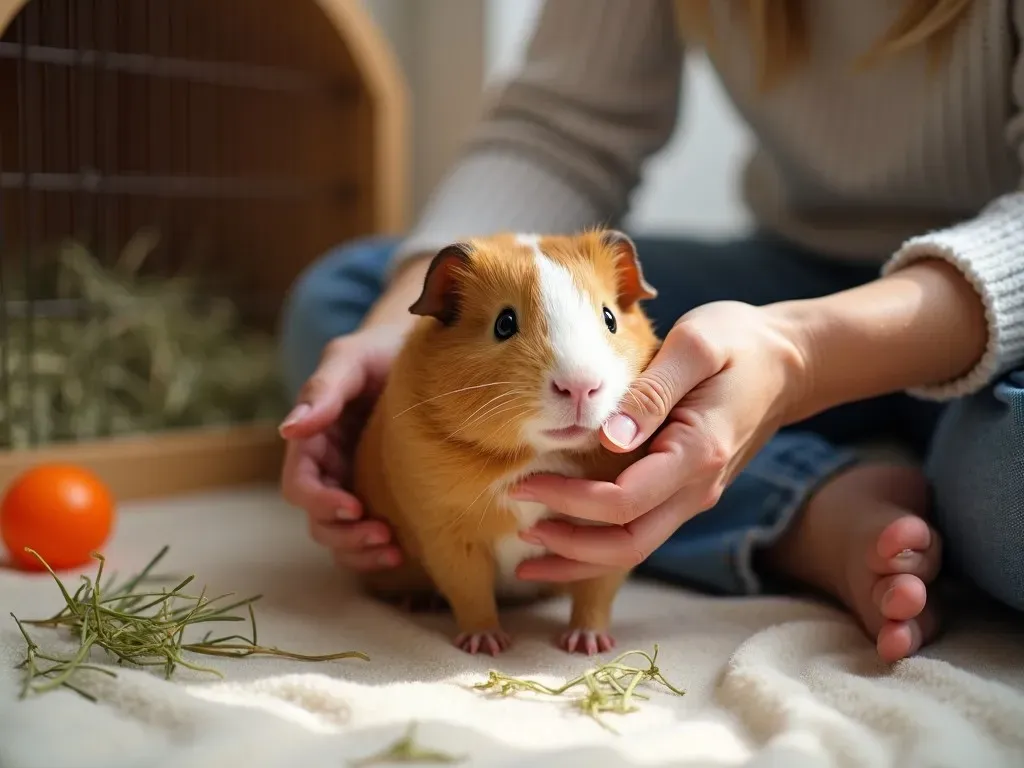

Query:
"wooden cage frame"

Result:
[[0, 0, 408, 500]]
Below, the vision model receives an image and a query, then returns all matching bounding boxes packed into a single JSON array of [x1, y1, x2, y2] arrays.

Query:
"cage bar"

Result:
[[0, 0, 407, 499]]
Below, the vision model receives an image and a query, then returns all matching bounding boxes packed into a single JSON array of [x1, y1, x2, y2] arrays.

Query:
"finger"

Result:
[[280, 338, 368, 439], [601, 320, 724, 453], [612, 420, 728, 516], [282, 445, 362, 521], [319, 438, 346, 480], [523, 520, 647, 569], [512, 422, 697, 525], [511, 475, 638, 524], [525, 488, 704, 568], [307, 518, 393, 551], [515, 555, 617, 583], [332, 546, 404, 573]]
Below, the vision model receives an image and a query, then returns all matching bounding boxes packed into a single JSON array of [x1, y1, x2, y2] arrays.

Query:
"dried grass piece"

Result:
[[11, 545, 369, 700]]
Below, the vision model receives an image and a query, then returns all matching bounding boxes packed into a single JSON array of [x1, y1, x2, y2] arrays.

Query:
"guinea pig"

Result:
[[351, 229, 660, 656]]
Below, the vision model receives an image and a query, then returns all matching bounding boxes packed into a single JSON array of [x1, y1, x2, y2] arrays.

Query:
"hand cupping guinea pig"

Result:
[[351, 229, 660, 656]]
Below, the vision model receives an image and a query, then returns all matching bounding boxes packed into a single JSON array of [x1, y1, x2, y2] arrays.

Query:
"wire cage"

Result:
[[0, 0, 407, 499]]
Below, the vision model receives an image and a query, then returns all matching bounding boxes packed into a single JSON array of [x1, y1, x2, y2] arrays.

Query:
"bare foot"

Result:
[[559, 628, 616, 655], [761, 463, 942, 663], [454, 629, 511, 655]]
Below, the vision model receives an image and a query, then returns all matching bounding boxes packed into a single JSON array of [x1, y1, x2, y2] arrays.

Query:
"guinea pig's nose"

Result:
[[551, 375, 603, 404]]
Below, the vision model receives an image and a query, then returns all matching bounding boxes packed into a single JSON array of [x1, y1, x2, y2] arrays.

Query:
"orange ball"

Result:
[[1, 464, 115, 571]]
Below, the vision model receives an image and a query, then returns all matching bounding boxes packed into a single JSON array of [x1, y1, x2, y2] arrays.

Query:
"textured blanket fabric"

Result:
[[1, 487, 1022, 768]]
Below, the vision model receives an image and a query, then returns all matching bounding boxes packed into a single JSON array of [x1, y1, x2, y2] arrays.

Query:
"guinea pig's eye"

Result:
[[494, 307, 518, 341], [602, 306, 617, 334]]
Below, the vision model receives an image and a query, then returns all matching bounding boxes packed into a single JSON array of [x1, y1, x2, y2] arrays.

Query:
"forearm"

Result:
[[774, 258, 989, 423], [359, 253, 432, 331]]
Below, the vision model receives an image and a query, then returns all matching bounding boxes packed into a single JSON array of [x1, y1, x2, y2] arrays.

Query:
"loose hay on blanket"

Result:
[[0, 229, 287, 448], [10, 546, 368, 700], [348, 723, 465, 766], [474, 645, 686, 733]]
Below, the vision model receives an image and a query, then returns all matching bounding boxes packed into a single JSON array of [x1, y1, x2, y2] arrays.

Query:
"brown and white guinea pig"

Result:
[[352, 229, 660, 656]]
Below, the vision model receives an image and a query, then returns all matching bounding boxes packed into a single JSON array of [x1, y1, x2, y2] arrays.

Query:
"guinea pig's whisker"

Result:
[[489, 406, 532, 444], [449, 399, 530, 442], [452, 390, 523, 433], [391, 381, 516, 419], [475, 487, 502, 537], [446, 393, 529, 441], [447, 479, 495, 530]]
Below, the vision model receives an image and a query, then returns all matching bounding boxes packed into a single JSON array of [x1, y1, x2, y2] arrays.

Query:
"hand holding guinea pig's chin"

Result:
[[278, 325, 406, 573], [510, 300, 809, 583]]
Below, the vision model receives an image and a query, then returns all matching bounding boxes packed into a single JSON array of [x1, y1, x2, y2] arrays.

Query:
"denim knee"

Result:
[[926, 370, 1024, 611], [278, 236, 399, 400], [639, 431, 858, 595]]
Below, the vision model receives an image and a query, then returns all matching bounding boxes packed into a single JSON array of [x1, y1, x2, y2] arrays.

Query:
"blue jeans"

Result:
[[279, 235, 1024, 612]]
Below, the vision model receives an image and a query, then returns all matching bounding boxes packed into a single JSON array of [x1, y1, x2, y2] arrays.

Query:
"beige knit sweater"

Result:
[[392, 0, 1024, 401]]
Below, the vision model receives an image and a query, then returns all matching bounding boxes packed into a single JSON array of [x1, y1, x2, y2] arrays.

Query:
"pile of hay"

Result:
[[0, 229, 287, 449]]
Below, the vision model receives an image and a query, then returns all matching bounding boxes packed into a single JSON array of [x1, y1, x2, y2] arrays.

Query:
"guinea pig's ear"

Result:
[[601, 230, 657, 309], [408, 242, 473, 325]]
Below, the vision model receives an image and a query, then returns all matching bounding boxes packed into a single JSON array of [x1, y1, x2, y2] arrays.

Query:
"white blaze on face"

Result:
[[514, 234, 630, 446]]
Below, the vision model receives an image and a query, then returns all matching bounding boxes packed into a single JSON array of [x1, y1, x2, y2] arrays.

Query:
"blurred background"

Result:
[[0, 0, 755, 496], [363, 0, 755, 238]]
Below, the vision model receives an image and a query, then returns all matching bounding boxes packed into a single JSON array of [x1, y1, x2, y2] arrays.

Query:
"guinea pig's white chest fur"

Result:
[[490, 452, 585, 598]]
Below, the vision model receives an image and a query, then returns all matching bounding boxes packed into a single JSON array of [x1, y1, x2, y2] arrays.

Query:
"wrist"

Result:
[[767, 258, 988, 423], [758, 303, 816, 426], [359, 253, 432, 331]]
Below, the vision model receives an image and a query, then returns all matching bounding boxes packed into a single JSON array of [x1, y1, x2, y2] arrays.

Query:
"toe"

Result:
[[560, 629, 582, 653], [876, 606, 939, 663], [455, 630, 511, 655], [874, 515, 932, 562], [872, 573, 927, 621], [870, 516, 942, 583], [876, 620, 919, 663], [560, 629, 615, 655]]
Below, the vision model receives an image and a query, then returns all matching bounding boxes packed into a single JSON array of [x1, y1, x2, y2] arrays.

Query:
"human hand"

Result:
[[511, 301, 808, 582], [279, 325, 406, 572]]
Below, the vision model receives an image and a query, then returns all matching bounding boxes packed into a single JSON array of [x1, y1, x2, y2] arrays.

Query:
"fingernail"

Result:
[[365, 532, 387, 546], [335, 506, 358, 521], [519, 530, 543, 545], [279, 403, 310, 431], [604, 414, 638, 448]]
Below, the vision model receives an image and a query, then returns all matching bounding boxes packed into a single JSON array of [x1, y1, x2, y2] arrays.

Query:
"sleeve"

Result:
[[389, 0, 685, 273], [880, 1, 1024, 401]]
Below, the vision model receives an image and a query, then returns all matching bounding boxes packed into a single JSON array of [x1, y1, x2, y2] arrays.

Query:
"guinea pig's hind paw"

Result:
[[560, 628, 616, 656], [454, 629, 511, 656]]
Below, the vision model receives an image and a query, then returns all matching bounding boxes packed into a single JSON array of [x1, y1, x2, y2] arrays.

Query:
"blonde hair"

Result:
[[674, 0, 973, 91]]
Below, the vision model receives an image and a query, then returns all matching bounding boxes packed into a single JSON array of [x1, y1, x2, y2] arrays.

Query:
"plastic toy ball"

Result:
[[1, 464, 116, 571]]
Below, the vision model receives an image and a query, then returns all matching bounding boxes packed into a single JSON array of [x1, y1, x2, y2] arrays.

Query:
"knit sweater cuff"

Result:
[[388, 151, 603, 277], [881, 193, 1024, 401]]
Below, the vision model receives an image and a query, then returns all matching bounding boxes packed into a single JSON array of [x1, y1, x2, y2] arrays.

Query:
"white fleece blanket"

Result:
[[1, 486, 1023, 768]]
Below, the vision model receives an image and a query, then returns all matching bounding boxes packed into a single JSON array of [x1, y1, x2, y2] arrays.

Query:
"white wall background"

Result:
[[363, 0, 754, 238]]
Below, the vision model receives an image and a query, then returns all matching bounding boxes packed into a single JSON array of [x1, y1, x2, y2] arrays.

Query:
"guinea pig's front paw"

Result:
[[454, 628, 511, 656], [559, 627, 616, 656]]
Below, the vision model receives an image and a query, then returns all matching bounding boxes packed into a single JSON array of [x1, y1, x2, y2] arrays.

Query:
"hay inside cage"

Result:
[[0, 0, 406, 498], [0, 228, 287, 450]]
